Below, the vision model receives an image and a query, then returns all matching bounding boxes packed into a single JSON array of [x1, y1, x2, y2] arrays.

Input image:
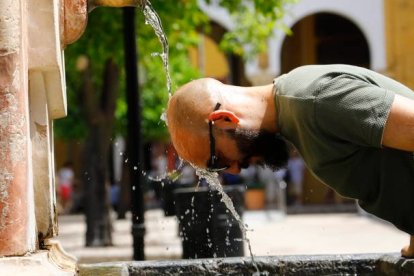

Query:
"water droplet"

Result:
[[160, 112, 167, 124]]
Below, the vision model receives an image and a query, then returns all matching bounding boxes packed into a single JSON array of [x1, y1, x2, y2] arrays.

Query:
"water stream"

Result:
[[142, 1, 260, 273], [142, 1, 172, 97], [195, 168, 260, 274]]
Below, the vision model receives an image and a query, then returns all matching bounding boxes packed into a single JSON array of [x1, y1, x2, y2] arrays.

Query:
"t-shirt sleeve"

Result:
[[314, 73, 395, 148]]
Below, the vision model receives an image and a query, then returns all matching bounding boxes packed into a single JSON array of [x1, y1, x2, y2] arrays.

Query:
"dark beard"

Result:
[[226, 129, 289, 171]]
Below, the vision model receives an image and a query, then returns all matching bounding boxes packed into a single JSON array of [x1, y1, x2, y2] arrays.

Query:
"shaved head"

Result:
[[167, 78, 221, 131], [166, 78, 222, 165], [166, 78, 287, 172]]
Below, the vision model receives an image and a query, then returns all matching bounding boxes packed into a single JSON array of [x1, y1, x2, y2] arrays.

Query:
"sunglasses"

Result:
[[207, 103, 229, 172]]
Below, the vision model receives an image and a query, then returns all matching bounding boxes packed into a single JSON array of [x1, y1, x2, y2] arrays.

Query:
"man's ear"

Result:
[[208, 110, 240, 127]]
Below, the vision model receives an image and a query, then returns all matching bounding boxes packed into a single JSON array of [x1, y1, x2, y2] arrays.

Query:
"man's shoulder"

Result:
[[275, 65, 333, 99]]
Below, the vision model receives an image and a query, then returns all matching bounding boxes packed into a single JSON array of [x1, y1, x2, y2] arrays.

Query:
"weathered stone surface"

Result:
[[377, 254, 414, 276], [0, 250, 76, 276], [30, 70, 57, 240], [79, 253, 414, 276], [79, 263, 129, 276], [126, 255, 379, 275], [28, 0, 68, 120], [0, 0, 35, 256], [60, 0, 88, 46]]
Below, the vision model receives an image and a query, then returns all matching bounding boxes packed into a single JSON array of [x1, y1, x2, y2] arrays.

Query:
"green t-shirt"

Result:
[[275, 64, 414, 234]]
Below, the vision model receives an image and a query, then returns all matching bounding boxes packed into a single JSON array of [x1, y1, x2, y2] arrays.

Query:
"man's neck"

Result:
[[235, 83, 278, 133]]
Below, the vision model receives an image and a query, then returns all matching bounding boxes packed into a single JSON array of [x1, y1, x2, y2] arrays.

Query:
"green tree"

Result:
[[57, 0, 295, 247]]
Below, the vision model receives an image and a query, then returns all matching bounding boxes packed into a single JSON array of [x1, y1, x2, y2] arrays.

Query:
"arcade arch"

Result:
[[281, 12, 370, 73]]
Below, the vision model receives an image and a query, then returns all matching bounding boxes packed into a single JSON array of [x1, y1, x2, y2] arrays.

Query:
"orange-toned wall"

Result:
[[385, 0, 414, 89], [188, 34, 229, 79]]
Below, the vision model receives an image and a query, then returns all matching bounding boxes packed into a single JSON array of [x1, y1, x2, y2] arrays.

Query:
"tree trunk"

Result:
[[80, 58, 119, 247]]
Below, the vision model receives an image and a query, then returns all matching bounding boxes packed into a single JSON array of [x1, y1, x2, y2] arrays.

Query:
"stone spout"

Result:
[[88, 0, 146, 11], [61, 0, 146, 47], [60, 0, 88, 47]]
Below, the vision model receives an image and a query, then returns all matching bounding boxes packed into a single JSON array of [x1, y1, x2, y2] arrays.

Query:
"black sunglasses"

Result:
[[207, 103, 229, 172]]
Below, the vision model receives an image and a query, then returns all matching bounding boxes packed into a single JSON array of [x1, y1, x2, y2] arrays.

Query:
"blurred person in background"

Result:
[[57, 161, 75, 214], [286, 148, 305, 206]]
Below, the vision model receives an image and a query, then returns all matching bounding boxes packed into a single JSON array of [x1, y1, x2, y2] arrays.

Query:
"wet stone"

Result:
[[78, 253, 414, 275]]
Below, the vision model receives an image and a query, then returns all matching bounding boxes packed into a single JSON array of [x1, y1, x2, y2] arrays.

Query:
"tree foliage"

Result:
[[56, 0, 295, 142], [206, 0, 296, 57]]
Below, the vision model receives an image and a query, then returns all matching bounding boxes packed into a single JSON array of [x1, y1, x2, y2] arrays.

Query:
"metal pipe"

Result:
[[88, 0, 146, 11]]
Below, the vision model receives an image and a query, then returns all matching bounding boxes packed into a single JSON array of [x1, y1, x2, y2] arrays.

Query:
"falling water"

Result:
[[142, 2, 172, 97], [142, 1, 260, 273], [195, 168, 260, 274]]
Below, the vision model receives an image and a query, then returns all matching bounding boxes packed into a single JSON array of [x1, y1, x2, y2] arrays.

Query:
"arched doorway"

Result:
[[280, 13, 370, 206], [281, 12, 370, 74]]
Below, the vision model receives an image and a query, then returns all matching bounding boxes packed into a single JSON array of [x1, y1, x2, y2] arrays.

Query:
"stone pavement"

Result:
[[56, 208, 409, 264]]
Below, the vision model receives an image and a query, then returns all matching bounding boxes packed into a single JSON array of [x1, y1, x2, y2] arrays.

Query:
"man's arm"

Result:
[[382, 94, 414, 151]]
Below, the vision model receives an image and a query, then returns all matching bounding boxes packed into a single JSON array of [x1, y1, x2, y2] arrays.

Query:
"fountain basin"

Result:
[[78, 253, 414, 275]]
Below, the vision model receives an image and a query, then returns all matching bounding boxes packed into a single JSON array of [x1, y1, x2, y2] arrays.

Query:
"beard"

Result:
[[226, 128, 289, 171]]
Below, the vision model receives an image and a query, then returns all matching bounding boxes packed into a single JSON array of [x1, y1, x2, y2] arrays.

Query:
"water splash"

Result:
[[160, 112, 167, 126], [143, 2, 172, 97], [142, 2, 260, 273], [146, 157, 184, 183], [195, 167, 260, 273]]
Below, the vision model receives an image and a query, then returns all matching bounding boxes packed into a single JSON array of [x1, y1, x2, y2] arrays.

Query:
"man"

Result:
[[166, 64, 414, 257]]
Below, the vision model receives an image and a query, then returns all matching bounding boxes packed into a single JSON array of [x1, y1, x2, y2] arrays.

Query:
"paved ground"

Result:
[[56, 208, 409, 264]]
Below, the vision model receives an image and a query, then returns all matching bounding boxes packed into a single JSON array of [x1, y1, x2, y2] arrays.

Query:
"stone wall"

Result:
[[79, 254, 414, 276]]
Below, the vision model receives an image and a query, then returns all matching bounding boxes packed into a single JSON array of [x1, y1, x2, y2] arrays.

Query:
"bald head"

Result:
[[167, 78, 221, 131], [166, 77, 280, 172], [166, 78, 223, 165]]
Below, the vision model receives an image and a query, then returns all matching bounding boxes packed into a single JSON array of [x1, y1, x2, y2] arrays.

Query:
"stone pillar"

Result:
[[29, 71, 58, 240], [27, 0, 70, 242], [0, 0, 36, 255]]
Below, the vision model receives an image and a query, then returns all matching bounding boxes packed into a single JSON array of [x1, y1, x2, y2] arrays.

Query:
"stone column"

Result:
[[27, 0, 70, 242], [0, 0, 36, 256]]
